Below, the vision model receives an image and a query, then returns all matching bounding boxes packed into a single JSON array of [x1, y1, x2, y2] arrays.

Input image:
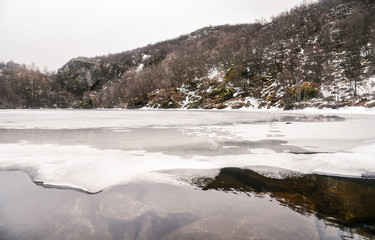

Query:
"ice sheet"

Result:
[[0, 141, 374, 193], [1, 109, 375, 193], [1, 108, 373, 130]]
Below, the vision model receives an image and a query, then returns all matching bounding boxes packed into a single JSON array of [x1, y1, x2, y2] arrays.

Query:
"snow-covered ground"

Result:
[[0, 109, 374, 193]]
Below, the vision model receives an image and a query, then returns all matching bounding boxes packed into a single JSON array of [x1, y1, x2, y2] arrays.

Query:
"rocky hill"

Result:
[[1, 0, 375, 109], [0, 62, 75, 108]]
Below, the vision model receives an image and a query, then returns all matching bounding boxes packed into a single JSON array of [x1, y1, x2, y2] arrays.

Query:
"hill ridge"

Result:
[[1, 0, 374, 109]]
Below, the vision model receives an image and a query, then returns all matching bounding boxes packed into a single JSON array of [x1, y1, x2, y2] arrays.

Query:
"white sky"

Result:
[[0, 0, 310, 71]]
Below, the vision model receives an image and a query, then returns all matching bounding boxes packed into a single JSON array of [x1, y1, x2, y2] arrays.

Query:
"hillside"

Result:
[[1, 0, 375, 109], [0, 62, 75, 108]]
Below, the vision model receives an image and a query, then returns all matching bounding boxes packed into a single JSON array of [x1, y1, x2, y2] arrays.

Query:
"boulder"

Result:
[[58, 57, 103, 94]]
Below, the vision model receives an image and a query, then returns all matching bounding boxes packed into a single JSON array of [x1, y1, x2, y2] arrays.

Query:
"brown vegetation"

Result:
[[1, 0, 374, 109]]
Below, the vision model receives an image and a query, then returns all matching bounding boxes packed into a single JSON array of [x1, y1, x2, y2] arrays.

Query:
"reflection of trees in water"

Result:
[[196, 168, 375, 239]]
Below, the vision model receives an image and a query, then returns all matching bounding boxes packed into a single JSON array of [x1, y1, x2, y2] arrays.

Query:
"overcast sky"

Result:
[[0, 0, 310, 71]]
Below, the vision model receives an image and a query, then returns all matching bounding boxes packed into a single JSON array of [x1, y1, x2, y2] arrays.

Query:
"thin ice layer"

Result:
[[0, 141, 374, 193]]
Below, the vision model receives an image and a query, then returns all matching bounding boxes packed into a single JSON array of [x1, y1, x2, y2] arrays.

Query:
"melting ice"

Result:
[[0, 109, 375, 193]]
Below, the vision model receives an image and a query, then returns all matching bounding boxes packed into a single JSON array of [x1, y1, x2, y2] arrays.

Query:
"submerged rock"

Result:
[[99, 193, 151, 221]]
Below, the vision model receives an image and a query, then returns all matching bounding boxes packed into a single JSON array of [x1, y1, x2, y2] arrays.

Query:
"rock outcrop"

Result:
[[57, 57, 104, 94]]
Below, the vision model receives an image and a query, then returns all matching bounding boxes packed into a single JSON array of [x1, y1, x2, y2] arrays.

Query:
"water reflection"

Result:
[[0, 170, 359, 240], [196, 168, 375, 239]]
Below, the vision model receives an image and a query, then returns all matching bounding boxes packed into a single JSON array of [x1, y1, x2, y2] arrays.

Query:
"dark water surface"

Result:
[[0, 171, 373, 240], [196, 168, 375, 239]]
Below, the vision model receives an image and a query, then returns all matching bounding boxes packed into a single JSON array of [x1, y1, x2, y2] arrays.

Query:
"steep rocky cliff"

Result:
[[57, 57, 104, 94]]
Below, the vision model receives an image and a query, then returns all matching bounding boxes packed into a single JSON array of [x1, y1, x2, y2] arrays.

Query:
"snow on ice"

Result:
[[0, 109, 375, 193]]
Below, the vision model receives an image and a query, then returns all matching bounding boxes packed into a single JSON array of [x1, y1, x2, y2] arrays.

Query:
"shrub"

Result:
[[294, 82, 319, 102]]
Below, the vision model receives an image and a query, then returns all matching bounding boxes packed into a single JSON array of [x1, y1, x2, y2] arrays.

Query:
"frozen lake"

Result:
[[0, 109, 375, 239]]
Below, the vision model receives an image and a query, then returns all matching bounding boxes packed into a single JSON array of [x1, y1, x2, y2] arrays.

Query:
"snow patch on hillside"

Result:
[[358, 76, 375, 95], [142, 54, 151, 61], [136, 64, 144, 72], [207, 68, 223, 81], [320, 75, 375, 100]]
